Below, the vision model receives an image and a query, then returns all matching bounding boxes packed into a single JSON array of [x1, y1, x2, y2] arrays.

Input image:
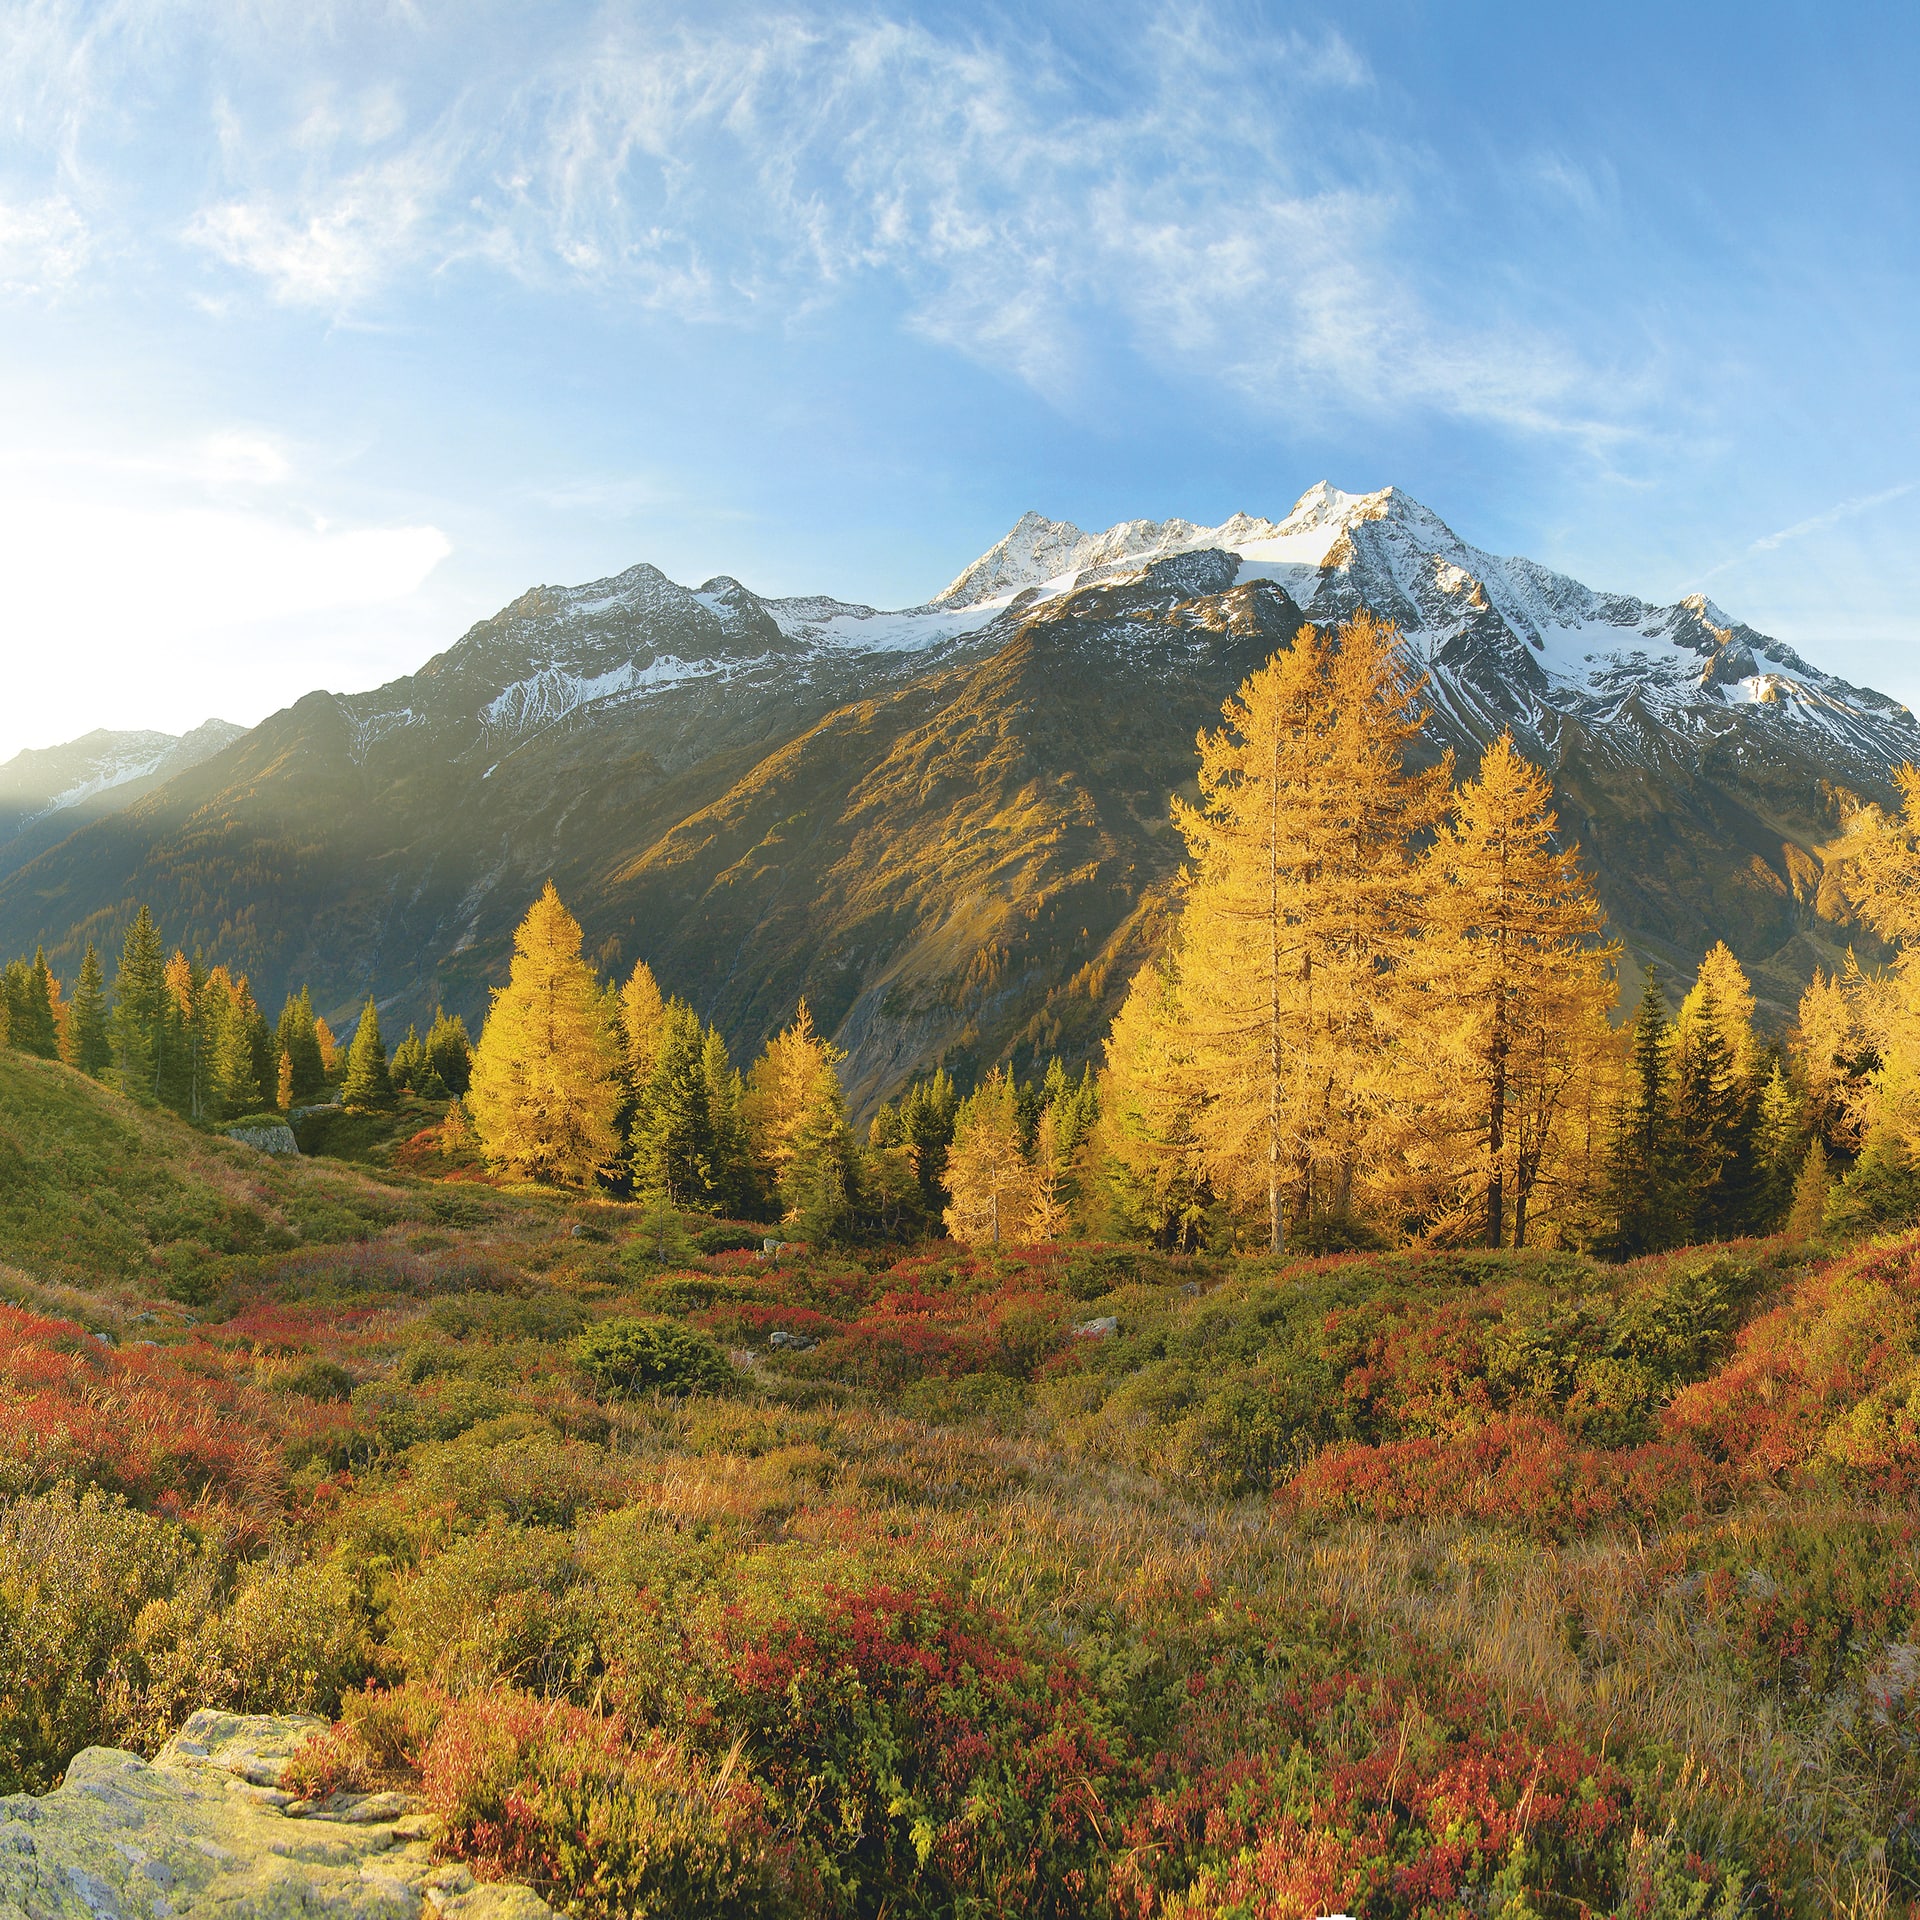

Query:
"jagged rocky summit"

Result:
[[0, 1708, 550, 1919], [0, 483, 1909, 1105]]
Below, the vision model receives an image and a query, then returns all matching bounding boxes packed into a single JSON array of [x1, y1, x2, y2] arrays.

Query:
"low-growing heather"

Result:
[[14, 1194, 1920, 1913]]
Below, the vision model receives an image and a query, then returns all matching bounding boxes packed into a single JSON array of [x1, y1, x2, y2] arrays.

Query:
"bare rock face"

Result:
[[0, 1709, 551, 1920], [223, 1121, 300, 1155]]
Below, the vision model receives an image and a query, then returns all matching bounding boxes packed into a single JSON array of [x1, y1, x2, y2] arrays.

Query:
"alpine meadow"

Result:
[[8, 6, 1920, 1917]]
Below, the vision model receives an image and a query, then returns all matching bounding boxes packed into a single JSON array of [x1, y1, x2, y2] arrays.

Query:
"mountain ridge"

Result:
[[1, 485, 1908, 1106]]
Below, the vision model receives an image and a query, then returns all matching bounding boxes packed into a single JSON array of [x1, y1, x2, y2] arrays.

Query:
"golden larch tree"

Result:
[[1171, 612, 1445, 1250], [1025, 1105, 1072, 1242], [1794, 966, 1861, 1154], [743, 999, 845, 1187], [469, 881, 622, 1185], [1829, 765, 1920, 1156], [1420, 732, 1615, 1246], [619, 959, 668, 1093], [942, 1070, 1035, 1247], [1676, 941, 1758, 1084]]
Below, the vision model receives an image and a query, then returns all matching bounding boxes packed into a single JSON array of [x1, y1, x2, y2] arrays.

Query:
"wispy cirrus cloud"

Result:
[[1700, 481, 1918, 581], [187, 145, 453, 307], [1749, 482, 1916, 552], [0, 1, 1645, 447]]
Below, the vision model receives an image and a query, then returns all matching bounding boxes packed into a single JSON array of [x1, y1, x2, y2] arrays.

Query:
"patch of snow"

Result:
[[480, 655, 722, 734], [767, 596, 1009, 654]]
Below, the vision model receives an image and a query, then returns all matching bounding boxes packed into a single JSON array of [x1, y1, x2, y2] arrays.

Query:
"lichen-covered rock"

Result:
[[225, 1121, 299, 1155], [0, 1710, 553, 1919]]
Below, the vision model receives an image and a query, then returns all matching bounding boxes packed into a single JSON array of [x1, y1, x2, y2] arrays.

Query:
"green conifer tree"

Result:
[[700, 1027, 749, 1215], [425, 1008, 473, 1096], [782, 1083, 859, 1243], [4, 950, 58, 1058], [1752, 1058, 1801, 1231], [1669, 979, 1757, 1240], [341, 997, 394, 1109], [277, 988, 327, 1104], [66, 941, 111, 1078], [900, 1069, 961, 1211], [631, 1002, 716, 1206], [390, 1023, 425, 1092], [211, 981, 269, 1118], [110, 906, 167, 1099], [1605, 966, 1681, 1253]]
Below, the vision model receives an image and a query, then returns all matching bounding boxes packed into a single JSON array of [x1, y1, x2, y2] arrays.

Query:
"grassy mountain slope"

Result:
[[0, 1053, 433, 1298]]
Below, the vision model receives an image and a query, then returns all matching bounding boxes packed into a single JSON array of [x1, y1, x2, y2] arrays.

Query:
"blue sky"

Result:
[[2, 0, 1917, 759]]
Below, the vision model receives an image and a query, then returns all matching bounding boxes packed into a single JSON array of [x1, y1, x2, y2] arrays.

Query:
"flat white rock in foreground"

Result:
[[0, 1708, 551, 1920]]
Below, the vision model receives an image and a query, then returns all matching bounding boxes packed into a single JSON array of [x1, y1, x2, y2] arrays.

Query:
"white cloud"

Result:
[[0, 0, 1606, 440], [186, 144, 451, 306], [1698, 482, 1919, 582]]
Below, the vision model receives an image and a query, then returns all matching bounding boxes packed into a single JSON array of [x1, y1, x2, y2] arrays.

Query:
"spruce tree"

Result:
[[701, 1027, 749, 1215], [1606, 966, 1680, 1253], [342, 997, 394, 1110], [466, 882, 621, 1184], [1673, 945, 1765, 1237], [900, 1069, 961, 1211], [390, 1023, 427, 1092], [6, 949, 59, 1058], [783, 1086, 858, 1243], [425, 1008, 473, 1096], [277, 988, 327, 1104], [66, 941, 111, 1078], [110, 906, 167, 1099], [631, 1001, 717, 1205], [210, 977, 269, 1117]]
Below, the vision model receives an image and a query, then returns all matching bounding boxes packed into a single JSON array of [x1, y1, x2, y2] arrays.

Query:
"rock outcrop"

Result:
[[224, 1122, 300, 1155], [0, 1709, 552, 1920]]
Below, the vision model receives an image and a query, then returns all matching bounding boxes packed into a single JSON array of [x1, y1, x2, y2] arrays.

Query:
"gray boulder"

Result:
[[0, 1708, 552, 1919], [224, 1122, 300, 1155]]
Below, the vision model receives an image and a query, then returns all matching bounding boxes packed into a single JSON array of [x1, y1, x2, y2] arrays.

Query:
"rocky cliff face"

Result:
[[0, 1708, 550, 1919], [0, 485, 1908, 1103]]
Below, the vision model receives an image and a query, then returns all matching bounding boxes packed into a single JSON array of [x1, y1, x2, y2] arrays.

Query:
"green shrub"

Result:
[[282, 1358, 355, 1401], [1063, 1248, 1137, 1300], [424, 1688, 789, 1920], [146, 1553, 371, 1734], [429, 1290, 587, 1343], [693, 1223, 766, 1256], [0, 1486, 208, 1789], [577, 1318, 733, 1400], [387, 1523, 595, 1695], [1614, 1255, 1750, 1385]]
